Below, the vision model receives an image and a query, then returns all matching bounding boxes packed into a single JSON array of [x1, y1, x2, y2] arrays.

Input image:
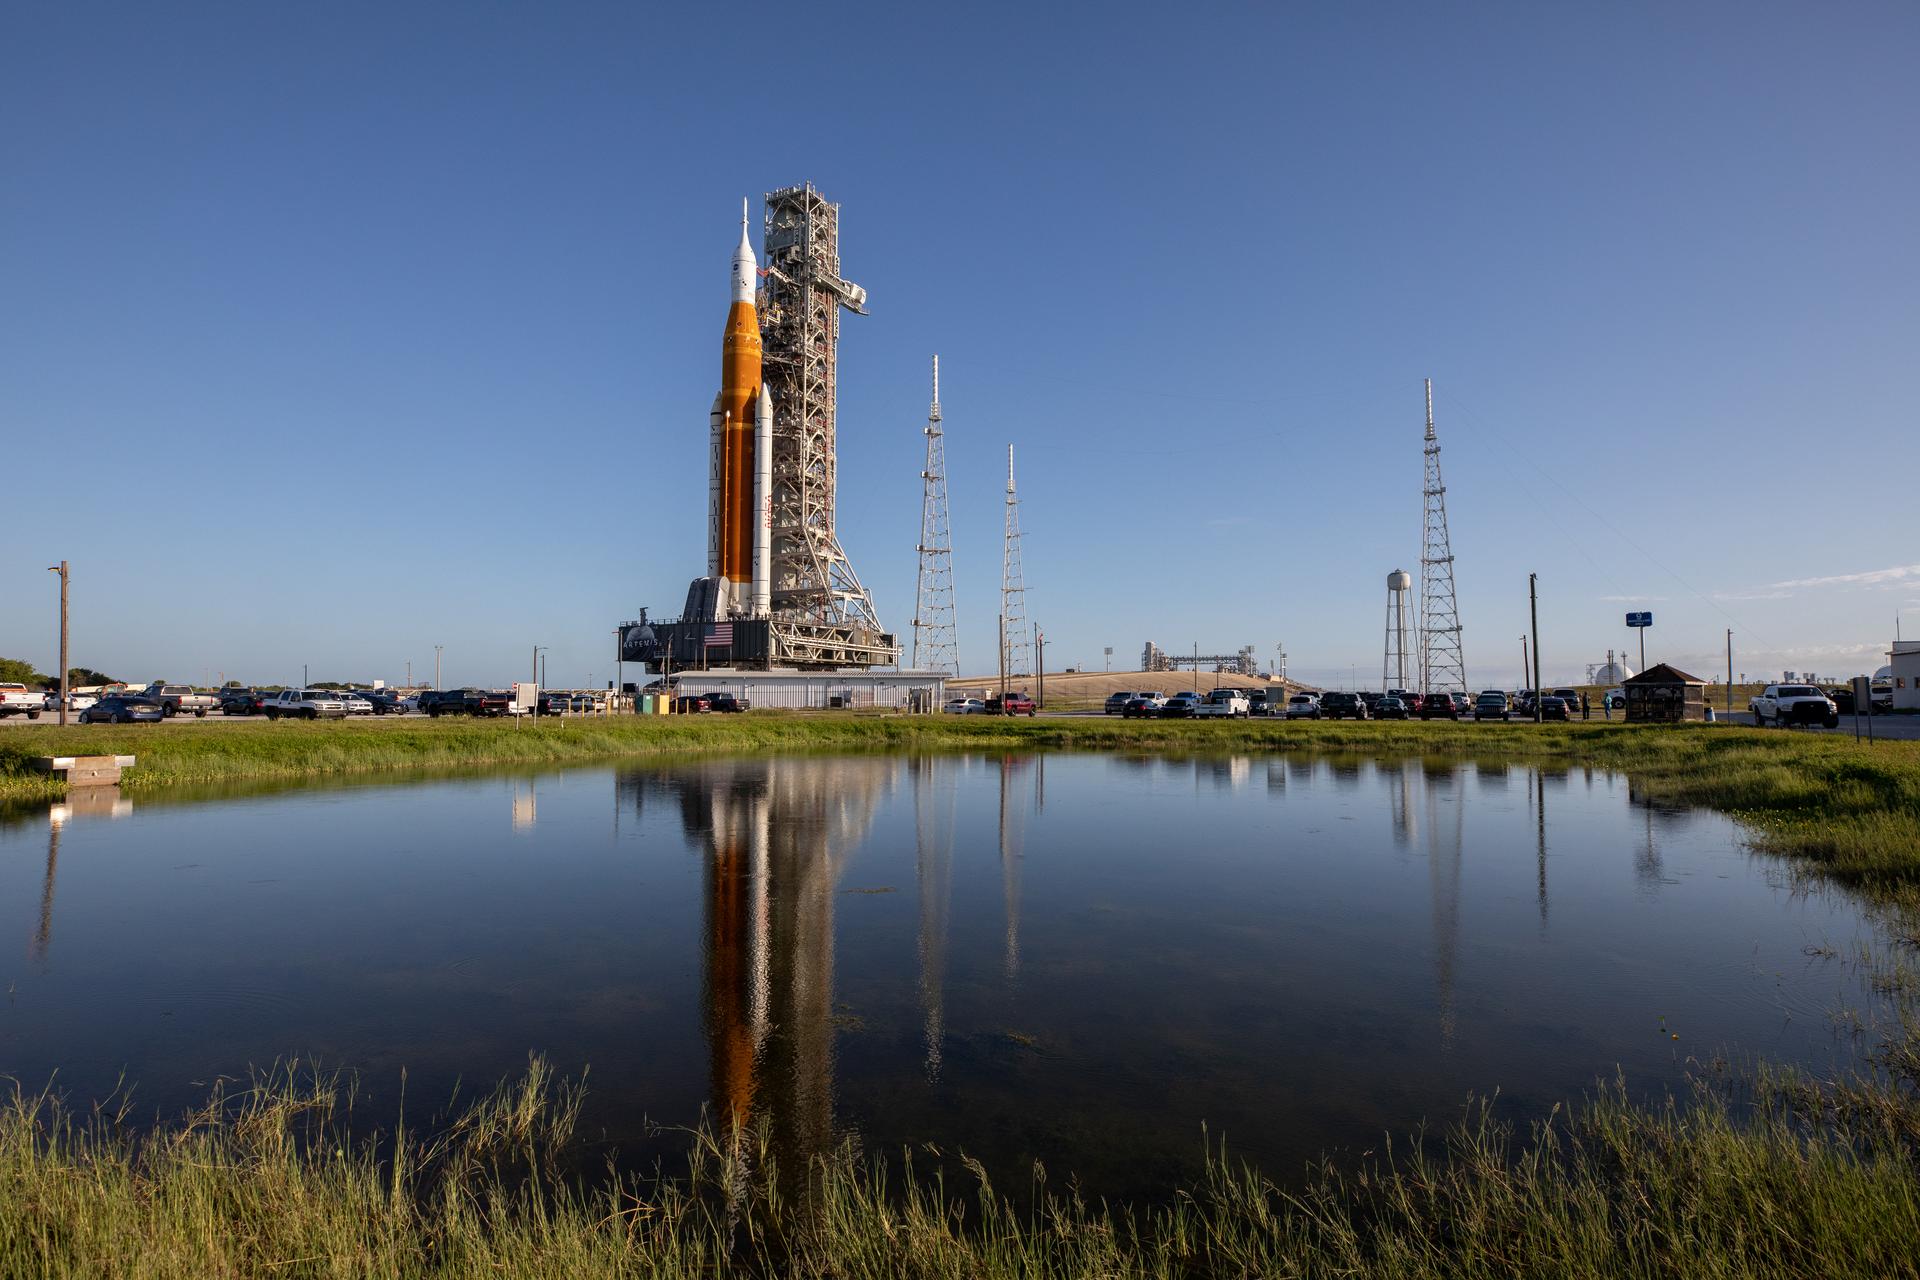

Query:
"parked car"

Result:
[[0, 683, 45, 719], [673, 694, 714, 714], [538, 691, 572, 714], [1247, 692, 1270, 717], [1284, 694, 1321, 720], [1828, 687, 1856, 715], [417, 690, 460, 716], [706, 693, 747, 713], [78, 695, 165, 724], [1375, 695, 1410, 720], [1550, 688, 1584, 716], [144, 683, 220, 718], [1357, 690, 1383, 712], [1321, 692, 1369, 720], [1121, 694, 1165, 719], [944, 697, 986, 714], [1160, 692, 1203, 718], [1194, 689, 1251, 718], [1416, 693, 1457, 720], [990, 692, 1037, 717], [1449, 692, 1474, 716], [1512, 690, 1539, 718], [1871, 683, 1894, 713], [337, 692, 375, 716], [1538, 695, 1571, 722], [358, 690, 406, 715], [51, 691, 99, 712], [1104, 691, 1143, 715], [1473, 692, 1510, 721], [218, 688, 267, 716], [1750, 684, 1838, 729], [264, 689, 348, 720]]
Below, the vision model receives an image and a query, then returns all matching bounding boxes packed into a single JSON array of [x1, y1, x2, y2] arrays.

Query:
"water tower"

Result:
[[1383, 569, 1414, 692]]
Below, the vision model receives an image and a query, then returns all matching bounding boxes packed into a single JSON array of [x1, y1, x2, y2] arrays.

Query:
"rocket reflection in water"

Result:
[[623, 758, 891, 1165]]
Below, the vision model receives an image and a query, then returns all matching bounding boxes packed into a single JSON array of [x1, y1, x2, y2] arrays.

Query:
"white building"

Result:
[[1889, 641, 1920, 711]]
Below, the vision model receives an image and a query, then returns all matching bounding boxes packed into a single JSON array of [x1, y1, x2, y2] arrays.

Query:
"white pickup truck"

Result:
[[0, 683, 44, 719], [145, 683, 221, 718], [1749, 683, 1838, 729], [1193, 689, 1251, 718]]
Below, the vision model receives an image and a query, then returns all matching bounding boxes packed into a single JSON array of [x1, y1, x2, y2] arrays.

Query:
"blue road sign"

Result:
[[1626, 611, 1653, 628]]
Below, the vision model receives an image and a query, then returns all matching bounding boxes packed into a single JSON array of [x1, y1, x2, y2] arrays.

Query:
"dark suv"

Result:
[[1417, 693, 1458, 720], [1320, 692, 1368, 720]]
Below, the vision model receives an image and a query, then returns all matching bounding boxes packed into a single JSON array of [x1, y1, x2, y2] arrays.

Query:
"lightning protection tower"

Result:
[[1419, 379, 1467, 694], [1001, 445, 1030, 684], [911, 356, 958, 674], [1384, 569, 1413, 692]]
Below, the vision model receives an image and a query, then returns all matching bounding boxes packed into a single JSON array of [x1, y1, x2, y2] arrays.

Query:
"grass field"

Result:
[[4, 714, 1918, 1276]]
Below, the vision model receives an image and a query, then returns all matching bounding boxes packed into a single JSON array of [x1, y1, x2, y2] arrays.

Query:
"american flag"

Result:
[[705, 623, 734, 647]]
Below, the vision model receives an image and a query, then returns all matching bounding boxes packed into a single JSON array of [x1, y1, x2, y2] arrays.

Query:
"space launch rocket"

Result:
[[707, 199, 773, 619]]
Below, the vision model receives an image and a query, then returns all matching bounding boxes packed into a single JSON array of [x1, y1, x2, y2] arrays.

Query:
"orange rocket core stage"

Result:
[[718, 299, 761, 588]]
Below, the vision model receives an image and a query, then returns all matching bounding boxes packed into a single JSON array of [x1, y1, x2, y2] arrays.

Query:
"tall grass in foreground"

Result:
[[3, 1042, 1918, 1280]]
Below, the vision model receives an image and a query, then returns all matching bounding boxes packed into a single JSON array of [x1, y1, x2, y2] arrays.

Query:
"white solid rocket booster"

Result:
[[752, 384, 772, 618]]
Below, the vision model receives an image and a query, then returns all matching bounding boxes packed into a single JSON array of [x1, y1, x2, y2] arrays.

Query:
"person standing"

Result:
[[1581, 691, 1590, 720]]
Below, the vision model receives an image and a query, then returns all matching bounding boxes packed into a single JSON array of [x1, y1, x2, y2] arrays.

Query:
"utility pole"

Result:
[[303, 663, 308, 690], [1520, 636, 1530, 693], [46, 562, 69, 726], [1529, 573, 1542, 724], [1035, 628, 1045, 709], [406, 659, 411, 689], [434, 645, 443, 690], [1725, 630, 1733, 722]]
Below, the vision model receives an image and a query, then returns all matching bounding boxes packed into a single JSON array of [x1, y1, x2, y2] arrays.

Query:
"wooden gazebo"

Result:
[[1623, 663, 1709, 723]]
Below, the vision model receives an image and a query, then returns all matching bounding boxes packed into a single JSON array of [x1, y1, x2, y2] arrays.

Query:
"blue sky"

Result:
[[3, 2, 1915, 689]]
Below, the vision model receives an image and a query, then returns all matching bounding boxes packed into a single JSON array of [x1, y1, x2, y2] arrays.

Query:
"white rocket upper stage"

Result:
[[732, 197, 755, 304]]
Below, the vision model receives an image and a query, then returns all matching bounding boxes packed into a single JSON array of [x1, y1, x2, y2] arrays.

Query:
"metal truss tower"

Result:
[[759, 184, 895, 666], [910, 356, 958, 674], [1418, 379, 1467, 694], [1000, 445, 1030, 682]]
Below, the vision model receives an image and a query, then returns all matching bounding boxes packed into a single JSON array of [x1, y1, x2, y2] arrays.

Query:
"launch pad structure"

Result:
[[621, 184, 906, 679]]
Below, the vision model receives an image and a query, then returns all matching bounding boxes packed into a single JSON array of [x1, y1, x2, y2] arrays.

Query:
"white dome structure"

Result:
[[1594, 660, 1635, 685], [1876, 665, 1893, 681]]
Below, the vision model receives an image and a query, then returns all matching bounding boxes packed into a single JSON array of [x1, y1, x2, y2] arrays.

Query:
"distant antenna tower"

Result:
[[1419, 379, 1467, 694], [1384, 569, 1413, 692], [1001, 445, 1030, 682], [910, 356, 958, 674]]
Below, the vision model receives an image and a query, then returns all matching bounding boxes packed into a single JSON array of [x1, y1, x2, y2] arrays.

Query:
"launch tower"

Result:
[[760, 184, 894, 667]]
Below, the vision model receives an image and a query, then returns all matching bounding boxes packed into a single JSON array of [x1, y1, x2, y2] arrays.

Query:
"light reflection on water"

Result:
[[0, 754, 1892, 1196]]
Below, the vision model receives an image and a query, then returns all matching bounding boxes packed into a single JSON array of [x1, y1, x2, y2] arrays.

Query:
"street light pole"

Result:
[[434, 645, 443, 691], [46, 562, 68, 726]]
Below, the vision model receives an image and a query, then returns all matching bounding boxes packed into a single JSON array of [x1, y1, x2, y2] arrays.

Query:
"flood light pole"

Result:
[[46, 562, 68, 726], [1529, 573, 1542, 724]]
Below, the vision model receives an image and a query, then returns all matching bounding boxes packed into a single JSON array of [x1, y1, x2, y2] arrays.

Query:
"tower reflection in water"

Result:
[[621, 757, 893, 1171]]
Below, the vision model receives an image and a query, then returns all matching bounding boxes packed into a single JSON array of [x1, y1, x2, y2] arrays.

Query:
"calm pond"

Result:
[[0, 754, 1891, 1196]]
